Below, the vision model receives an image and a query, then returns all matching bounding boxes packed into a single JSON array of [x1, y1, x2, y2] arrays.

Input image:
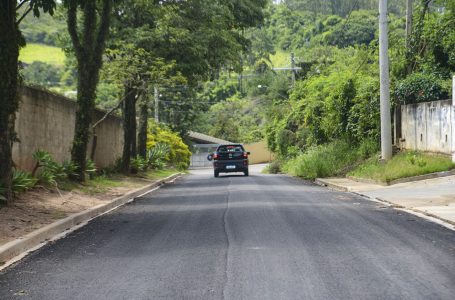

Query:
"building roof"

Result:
[[188, 131, 232, 145]]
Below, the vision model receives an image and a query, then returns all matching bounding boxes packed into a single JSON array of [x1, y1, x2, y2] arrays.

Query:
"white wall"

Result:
[[401, 99, 453, 155]]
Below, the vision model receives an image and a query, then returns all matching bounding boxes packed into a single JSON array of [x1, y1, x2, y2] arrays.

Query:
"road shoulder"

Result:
[[316, 176, 455, 230]]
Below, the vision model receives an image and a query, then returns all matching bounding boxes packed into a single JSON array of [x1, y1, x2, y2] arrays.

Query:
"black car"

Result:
[[208, 144, 250, 177]]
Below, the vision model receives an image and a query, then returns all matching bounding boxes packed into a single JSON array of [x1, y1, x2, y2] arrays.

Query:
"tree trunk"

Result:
[[67, 0, 112, 181], [70, 66, 98, 181], [121, 87, 138, 172], [137, 93, 149, 159], [0, 1, 20, 204]]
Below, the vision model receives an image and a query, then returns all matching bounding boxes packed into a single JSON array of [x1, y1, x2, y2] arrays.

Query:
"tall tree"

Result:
[[65, 0, 112, 181], [0, 0, 56, 204]]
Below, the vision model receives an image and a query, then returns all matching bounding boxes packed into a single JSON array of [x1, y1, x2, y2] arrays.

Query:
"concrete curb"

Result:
[[314, 178, 350, 192], [314, 178, 455, 230], [0, 173, 182, 266]]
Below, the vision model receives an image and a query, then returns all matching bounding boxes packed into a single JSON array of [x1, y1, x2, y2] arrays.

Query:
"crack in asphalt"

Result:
[[221, 177, 232, 300]]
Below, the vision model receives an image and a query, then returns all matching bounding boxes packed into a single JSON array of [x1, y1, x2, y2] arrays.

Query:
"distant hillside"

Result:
[[20, 43, 66, 67]]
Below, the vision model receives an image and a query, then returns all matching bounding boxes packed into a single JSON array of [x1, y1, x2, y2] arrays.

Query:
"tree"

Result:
[[64, 0, 112, 181], [0, 0, 56, 204]]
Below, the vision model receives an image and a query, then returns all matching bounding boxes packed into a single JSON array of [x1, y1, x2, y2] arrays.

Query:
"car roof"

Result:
[[218, 144, 243, 147]]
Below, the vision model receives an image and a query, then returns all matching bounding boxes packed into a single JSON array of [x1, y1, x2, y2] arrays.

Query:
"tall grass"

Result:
[[283, 140, 363, 180], [349, 151, 455, 183]]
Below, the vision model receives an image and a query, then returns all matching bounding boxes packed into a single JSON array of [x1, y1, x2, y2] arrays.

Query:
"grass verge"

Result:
[[348, 151, 455, 183], [282, 140, 366, 180], [59, 169, 178, 195], [19, 43, 65, 66]]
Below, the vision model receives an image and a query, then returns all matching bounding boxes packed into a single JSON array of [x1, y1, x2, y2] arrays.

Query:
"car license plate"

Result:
[[226, 165, 236, 170]]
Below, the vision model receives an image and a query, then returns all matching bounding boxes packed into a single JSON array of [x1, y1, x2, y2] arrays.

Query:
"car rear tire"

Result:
[[244, 169, 249, 176], [214, 170, 219, 178]]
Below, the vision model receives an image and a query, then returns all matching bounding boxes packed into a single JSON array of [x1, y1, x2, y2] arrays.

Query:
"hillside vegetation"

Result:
[[19, 43, 66, 66], [195, 0, 455, 179]]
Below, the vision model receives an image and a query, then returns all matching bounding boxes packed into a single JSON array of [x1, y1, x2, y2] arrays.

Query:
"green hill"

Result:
[[19, 43, 66, 67]]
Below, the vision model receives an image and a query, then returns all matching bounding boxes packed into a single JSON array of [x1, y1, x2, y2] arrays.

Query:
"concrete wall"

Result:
[[244, 141, 275, 164], [401, 99, 453, 155], [13, 86, 123, 171]]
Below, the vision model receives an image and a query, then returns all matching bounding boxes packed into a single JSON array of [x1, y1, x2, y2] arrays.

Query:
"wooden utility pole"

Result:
[[154, 86, 159, 122], [379, 0, 392, 161]]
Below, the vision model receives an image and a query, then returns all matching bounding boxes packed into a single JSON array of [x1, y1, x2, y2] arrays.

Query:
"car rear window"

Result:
[[217, 145, 244, 153]]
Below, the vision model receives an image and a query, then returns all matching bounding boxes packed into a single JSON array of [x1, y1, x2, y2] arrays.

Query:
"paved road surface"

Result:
[[1, 168, 454, 299]]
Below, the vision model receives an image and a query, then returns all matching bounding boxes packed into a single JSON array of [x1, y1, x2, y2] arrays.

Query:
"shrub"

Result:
[[32, 150, 96, 184], [267, 160, 282, 174], [146, 121, 191, 169], [130, 157, 148, 173], [395, 73, 449, 104], [85, 159, 97, 179], [32, 150, 67, 186], [12, 170, 38, 194], [358, 138, 380, 159], [147, 143, 170, 170], [283, 140, 359, 180]]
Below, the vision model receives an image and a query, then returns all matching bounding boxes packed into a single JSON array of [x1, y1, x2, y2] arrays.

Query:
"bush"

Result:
[[130, 157, 148, 173], [32, 150, 67, 186], [267, 160, 282, 174], [283, 140, 359, 180], [395, 73, 449, 104], [147, 121, 191, 170], [358, 138, 380, 159], [12, 170, 38, 194], [147, 143, 170, 170], [32, 150, 96, 184]]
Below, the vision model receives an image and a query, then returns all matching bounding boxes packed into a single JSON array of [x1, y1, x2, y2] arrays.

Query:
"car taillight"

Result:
[[213, 153, 219, 159], [243, 152, 248, 158]]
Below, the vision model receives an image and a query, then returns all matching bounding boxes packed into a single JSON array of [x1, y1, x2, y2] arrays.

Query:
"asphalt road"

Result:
[[1, 168, 455, 299]]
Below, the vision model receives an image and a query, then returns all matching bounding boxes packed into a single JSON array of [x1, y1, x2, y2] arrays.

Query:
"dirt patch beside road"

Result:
[[0, 175, 159, 246]]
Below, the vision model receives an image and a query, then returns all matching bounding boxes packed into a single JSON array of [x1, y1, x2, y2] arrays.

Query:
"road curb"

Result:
[[314, 178, 350, 192], [0, 173, 182, 266]]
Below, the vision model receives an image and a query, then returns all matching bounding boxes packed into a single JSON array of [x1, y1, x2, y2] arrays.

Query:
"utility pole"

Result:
[[405, 0, 413, 49], [379, 0, 392, 161], [154, 86, 159, 122], [291, 52, 296, 87], [239, 56, 244, 94]]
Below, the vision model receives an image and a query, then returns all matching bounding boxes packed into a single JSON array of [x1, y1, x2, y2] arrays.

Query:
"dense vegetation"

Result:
[[2, 0, 455, 202], [194, 0, 454, 178]]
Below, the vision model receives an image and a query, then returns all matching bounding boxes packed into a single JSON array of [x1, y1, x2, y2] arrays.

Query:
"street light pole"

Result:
[[379, 0, 392, 161], [154, 86, 159, 122]]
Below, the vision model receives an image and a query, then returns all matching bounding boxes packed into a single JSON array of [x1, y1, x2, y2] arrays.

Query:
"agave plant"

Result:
[[147, 143, 170, 170], [85, 160, 97, 179], [130, 156, 148, 173], [12, 170, 38, 194]]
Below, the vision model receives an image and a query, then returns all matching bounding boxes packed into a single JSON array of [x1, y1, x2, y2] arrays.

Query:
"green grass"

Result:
[[19, 43, 66, 66], [283, 141, 361, 180], [349, 151, 455, 183], [270, 50, 291, 68]]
